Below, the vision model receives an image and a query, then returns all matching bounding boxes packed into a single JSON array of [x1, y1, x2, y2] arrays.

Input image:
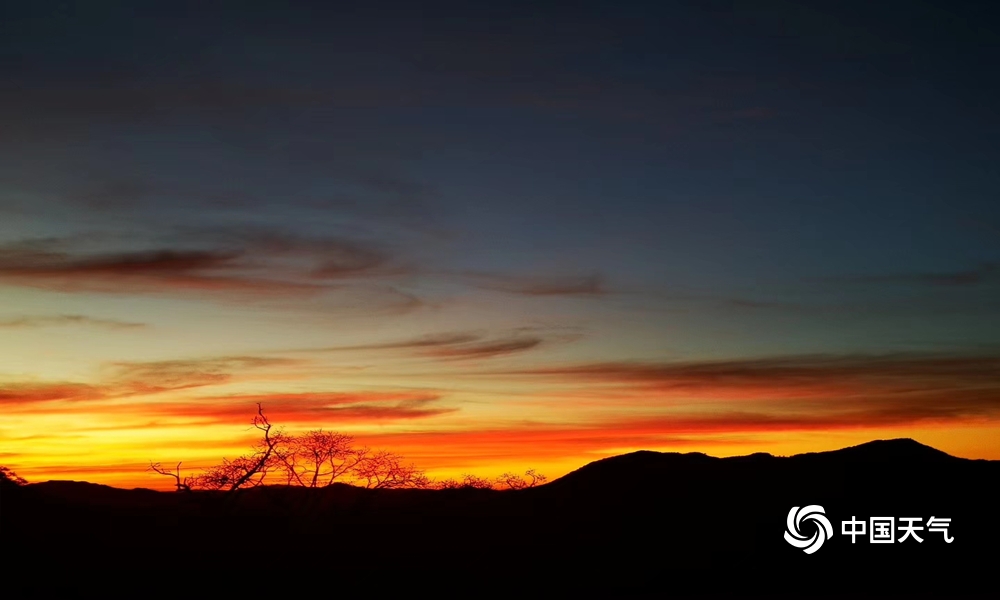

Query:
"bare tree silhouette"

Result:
[[353, 449, 430, 489], [159, 404, 431, 491], [434, 474, 496, 489], [495, 469, 547, 490], [147, 462, 191, 492], [433, 469, 547, 490], [273, 429, 365, 487], [151, 404, 539, 494], [186, 403, 283, 492]]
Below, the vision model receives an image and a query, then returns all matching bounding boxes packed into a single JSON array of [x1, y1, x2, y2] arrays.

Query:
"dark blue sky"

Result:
[[2, 0, 999, 356]]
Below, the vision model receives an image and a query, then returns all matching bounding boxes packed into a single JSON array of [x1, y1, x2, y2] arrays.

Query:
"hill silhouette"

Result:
[[3, 438, 996, 595]]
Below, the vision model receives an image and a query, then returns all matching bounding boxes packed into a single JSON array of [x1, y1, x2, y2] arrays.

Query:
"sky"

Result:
[[2, 1, 999, 489]]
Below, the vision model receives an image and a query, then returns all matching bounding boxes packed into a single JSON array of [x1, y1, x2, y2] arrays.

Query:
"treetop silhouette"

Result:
[[150, 404, 544, 492], [0, 465, 27, 486]]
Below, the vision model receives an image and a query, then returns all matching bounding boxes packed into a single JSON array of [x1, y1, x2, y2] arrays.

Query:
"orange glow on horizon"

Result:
[[6, 399, 999, 490], [3, 304, 999, 490]]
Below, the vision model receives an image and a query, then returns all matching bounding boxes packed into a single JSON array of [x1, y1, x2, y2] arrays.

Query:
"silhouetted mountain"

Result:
[[543, 449, 721, 492], [3, 439, 996, 596], [800, 437, 961, 462]]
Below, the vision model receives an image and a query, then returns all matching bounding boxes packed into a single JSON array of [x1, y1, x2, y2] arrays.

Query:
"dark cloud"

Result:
[[291, 331, 552, 361], [312, 333, 484, 352], [592, 404, 998, 434], [827, 263, 1000, 287], [0, 248, 243, 275], [0, 231, 622, 313], [460, 271, 608, 296], [0, 233, 410, 300], [309, 251, 395, 279], [489, 353, 1000, 421], [424, 337, 544, 360], [0, 244, 312, 296], [499, 353, 1000, 388]]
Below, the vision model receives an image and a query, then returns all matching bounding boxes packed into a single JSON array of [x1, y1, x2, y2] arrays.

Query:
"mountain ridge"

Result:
[[534, 437, 976, 491], [10, 437, 986, 494]]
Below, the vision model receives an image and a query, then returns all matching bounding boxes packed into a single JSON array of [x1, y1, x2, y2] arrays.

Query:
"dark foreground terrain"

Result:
[[3, 439, 997, 595]]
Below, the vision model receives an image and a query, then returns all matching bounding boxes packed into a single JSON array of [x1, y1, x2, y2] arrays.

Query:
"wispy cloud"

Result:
[[289, 330, 567, 361], [0, 314, 145, 329], [309, 333, 484, 352], [0, 383, 106, 405], [424, 337, 545, 360], [0, 245, 323, 296], [0, 232, 412, 302], [104, 356, 300, 396], [0, 232, 624, 317], [3, 388, 456, 425], [0, 355, 302, 408], [315, 396, 456, 421], [458, 271, 608, 296], [478, 353, 1000, 426], [826, 263, 1000, 287], [495, 353, 1000, 397]]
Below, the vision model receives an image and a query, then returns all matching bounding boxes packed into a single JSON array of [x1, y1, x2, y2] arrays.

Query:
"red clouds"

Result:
[[0, 383, 105, 405]]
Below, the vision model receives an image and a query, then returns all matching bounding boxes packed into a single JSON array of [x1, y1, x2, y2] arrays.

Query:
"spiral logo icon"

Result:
[[784, 505, 833, 554]]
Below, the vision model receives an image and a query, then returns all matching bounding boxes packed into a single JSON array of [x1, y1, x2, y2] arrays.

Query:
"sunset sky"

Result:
[[2, 1, 999, 490]]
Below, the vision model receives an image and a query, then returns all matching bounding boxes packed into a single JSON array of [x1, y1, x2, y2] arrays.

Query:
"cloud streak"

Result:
[[459, 271, 608, 296], [0, 245, 325, 296], [0, 383, 105, 405], [0, 314, 145, 329], [3, 388, 456, 425], [423, 337, 545, 360], [0, 355, 302, 408], [308, 333, 484, 353], [0, 233, 411, 303], [826, 263, 1000, 287], [0, 232, 622, 320], [290, 330, 558, 361], [496, 353, 1000, 393], [481, 353, 1000, 424]]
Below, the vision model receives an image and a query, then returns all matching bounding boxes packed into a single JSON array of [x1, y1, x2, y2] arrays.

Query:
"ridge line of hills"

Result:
[[12, 437, 988, 494]]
